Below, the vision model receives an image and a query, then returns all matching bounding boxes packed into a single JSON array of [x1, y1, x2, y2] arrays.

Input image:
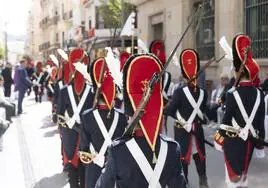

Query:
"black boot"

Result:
[[193, 153, 209, 188], [68, 167, 79, 188], [181, 161, 189, 183], [78, 164, 85, 188]]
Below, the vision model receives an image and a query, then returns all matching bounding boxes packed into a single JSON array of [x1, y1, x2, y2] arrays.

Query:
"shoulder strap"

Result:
[[182, 87, 204, 120], [233, 89, 260, 139], [126, 139, 168, 188]]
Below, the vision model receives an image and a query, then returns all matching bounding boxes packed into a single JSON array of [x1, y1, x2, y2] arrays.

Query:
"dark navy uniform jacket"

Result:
[[95, 135, 187, 188], [80, 108, 127, 153], [222, 84, 265, 139], [57, 84, 94, 128], [164, 85, 208, 124]]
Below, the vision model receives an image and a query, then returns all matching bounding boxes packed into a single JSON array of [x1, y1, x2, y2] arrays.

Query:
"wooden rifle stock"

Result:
[[233, 47, 250, 87], [122, 5, 203, 138], [187, 55, 225, 84], [92, 28, 117, 109]]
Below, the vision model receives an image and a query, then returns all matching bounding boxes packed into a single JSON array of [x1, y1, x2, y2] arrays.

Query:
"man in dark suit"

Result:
[[15, 60, 33, 115], [1, 63, 13, 97]]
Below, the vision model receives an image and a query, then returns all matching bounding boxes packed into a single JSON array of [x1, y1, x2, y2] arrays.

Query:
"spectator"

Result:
[[262, 72, 268, 93], [198, 71, 206, 90], [26, 62, 34, 96], [15, 60, 33, 115], [0, 76, 15, 122], [1, 62, 13, 97], [209, 73, 229, 124]]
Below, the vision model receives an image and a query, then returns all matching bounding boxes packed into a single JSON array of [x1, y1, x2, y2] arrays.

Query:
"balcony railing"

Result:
[[50, 16, 60, 26], [39, 16, 51, 29], [63, 10, 73, 21], [50, 43, 61, 49], [39, 41, 51, 51]]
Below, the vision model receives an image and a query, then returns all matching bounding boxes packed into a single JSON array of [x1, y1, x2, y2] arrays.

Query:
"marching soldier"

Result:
[[57, 48, 94, 188], [32, 61, 45, 103], [149, 40, 172, 134], [95, 54, 187, 188], [214, 34, 265, 187], [164, 49, 209, 188], [114, 51, 130, 110], [79, 57, 128, 188], [56, 53, 71, 169]]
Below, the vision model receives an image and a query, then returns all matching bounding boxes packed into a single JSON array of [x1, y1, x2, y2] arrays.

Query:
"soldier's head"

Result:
[[122, 53, 163, 152], [179, 49, 200, 86], [149, 40, 166, 66], [232, 34, 259, 82], [90, 57, 116, 109]]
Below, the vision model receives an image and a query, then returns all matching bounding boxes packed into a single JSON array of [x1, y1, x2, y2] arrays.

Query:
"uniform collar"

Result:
[[134, 129, 144, 137], [239, 81, 253, 87], [98, 105, 109, 110]]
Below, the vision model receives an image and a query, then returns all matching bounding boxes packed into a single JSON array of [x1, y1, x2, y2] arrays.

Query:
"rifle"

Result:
[[87, 37, 98, 58], [122, 4, 204, 138], [92, 28, 118, 109], [233, 47, 250, 88], [187, 55, 225, 84]]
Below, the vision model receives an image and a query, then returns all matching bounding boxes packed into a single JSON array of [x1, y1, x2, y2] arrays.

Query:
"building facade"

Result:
[[126, 0, 268, 86]]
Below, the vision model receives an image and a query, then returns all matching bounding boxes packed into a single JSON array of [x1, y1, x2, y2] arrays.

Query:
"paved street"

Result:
[[0, 95, 267, 188], [0, 95, 69, 188]]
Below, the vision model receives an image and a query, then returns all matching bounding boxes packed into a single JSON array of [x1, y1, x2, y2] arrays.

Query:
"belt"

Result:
[[219, 124, 240, 138], [79, 151, 96, 164], [79, 151, 107, 166]]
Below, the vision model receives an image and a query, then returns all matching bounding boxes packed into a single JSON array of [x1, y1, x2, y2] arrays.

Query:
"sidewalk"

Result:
[[0, 95, 69, 188]]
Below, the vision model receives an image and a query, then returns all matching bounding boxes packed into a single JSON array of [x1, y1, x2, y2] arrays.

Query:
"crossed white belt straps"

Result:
[[126, 138, 168, 188], [176, 87, 204, 132], [232, 89, 260, 140], [66, 85, 91, 128], [34, 73, 43, 87], [90, 110, 119, 168]]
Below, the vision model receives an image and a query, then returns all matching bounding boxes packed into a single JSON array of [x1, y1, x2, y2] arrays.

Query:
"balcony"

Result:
[[39, 16, 51, 30], [63, 10, 73, 21], [39, 41, 50, 51], [49, 16, 60, 26], [50, 43, 61, 50]]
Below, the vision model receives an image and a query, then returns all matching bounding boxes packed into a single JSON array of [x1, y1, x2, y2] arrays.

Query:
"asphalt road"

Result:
[[0, 95, 267, 188], [166, 117, 268, 188]]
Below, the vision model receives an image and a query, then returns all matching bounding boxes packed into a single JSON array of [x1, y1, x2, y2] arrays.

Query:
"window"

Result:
[[62, 32, 65, 47], [62, 3, 64, 19], [88, 19, 92, 29], [245, 0, 268, 58], [196, 0, 215, 60], [96, 8, 105, 29], [56, 33, 59, 43]]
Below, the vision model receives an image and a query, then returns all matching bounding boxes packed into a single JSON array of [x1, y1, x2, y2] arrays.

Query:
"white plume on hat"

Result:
[[49, 54, 59, 67], [73, 62, 92, 83], [57, 49, 68, 61], [219, 36, 233, 61], [105, 47, 123, 89], [138, 39, 148, 53], [172, 53, 180, 68]]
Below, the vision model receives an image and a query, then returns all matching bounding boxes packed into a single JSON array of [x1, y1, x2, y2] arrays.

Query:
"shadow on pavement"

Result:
[[43, 129, 59, 138], [33, 172, 68, 188], [40, 115, 55, 129]]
